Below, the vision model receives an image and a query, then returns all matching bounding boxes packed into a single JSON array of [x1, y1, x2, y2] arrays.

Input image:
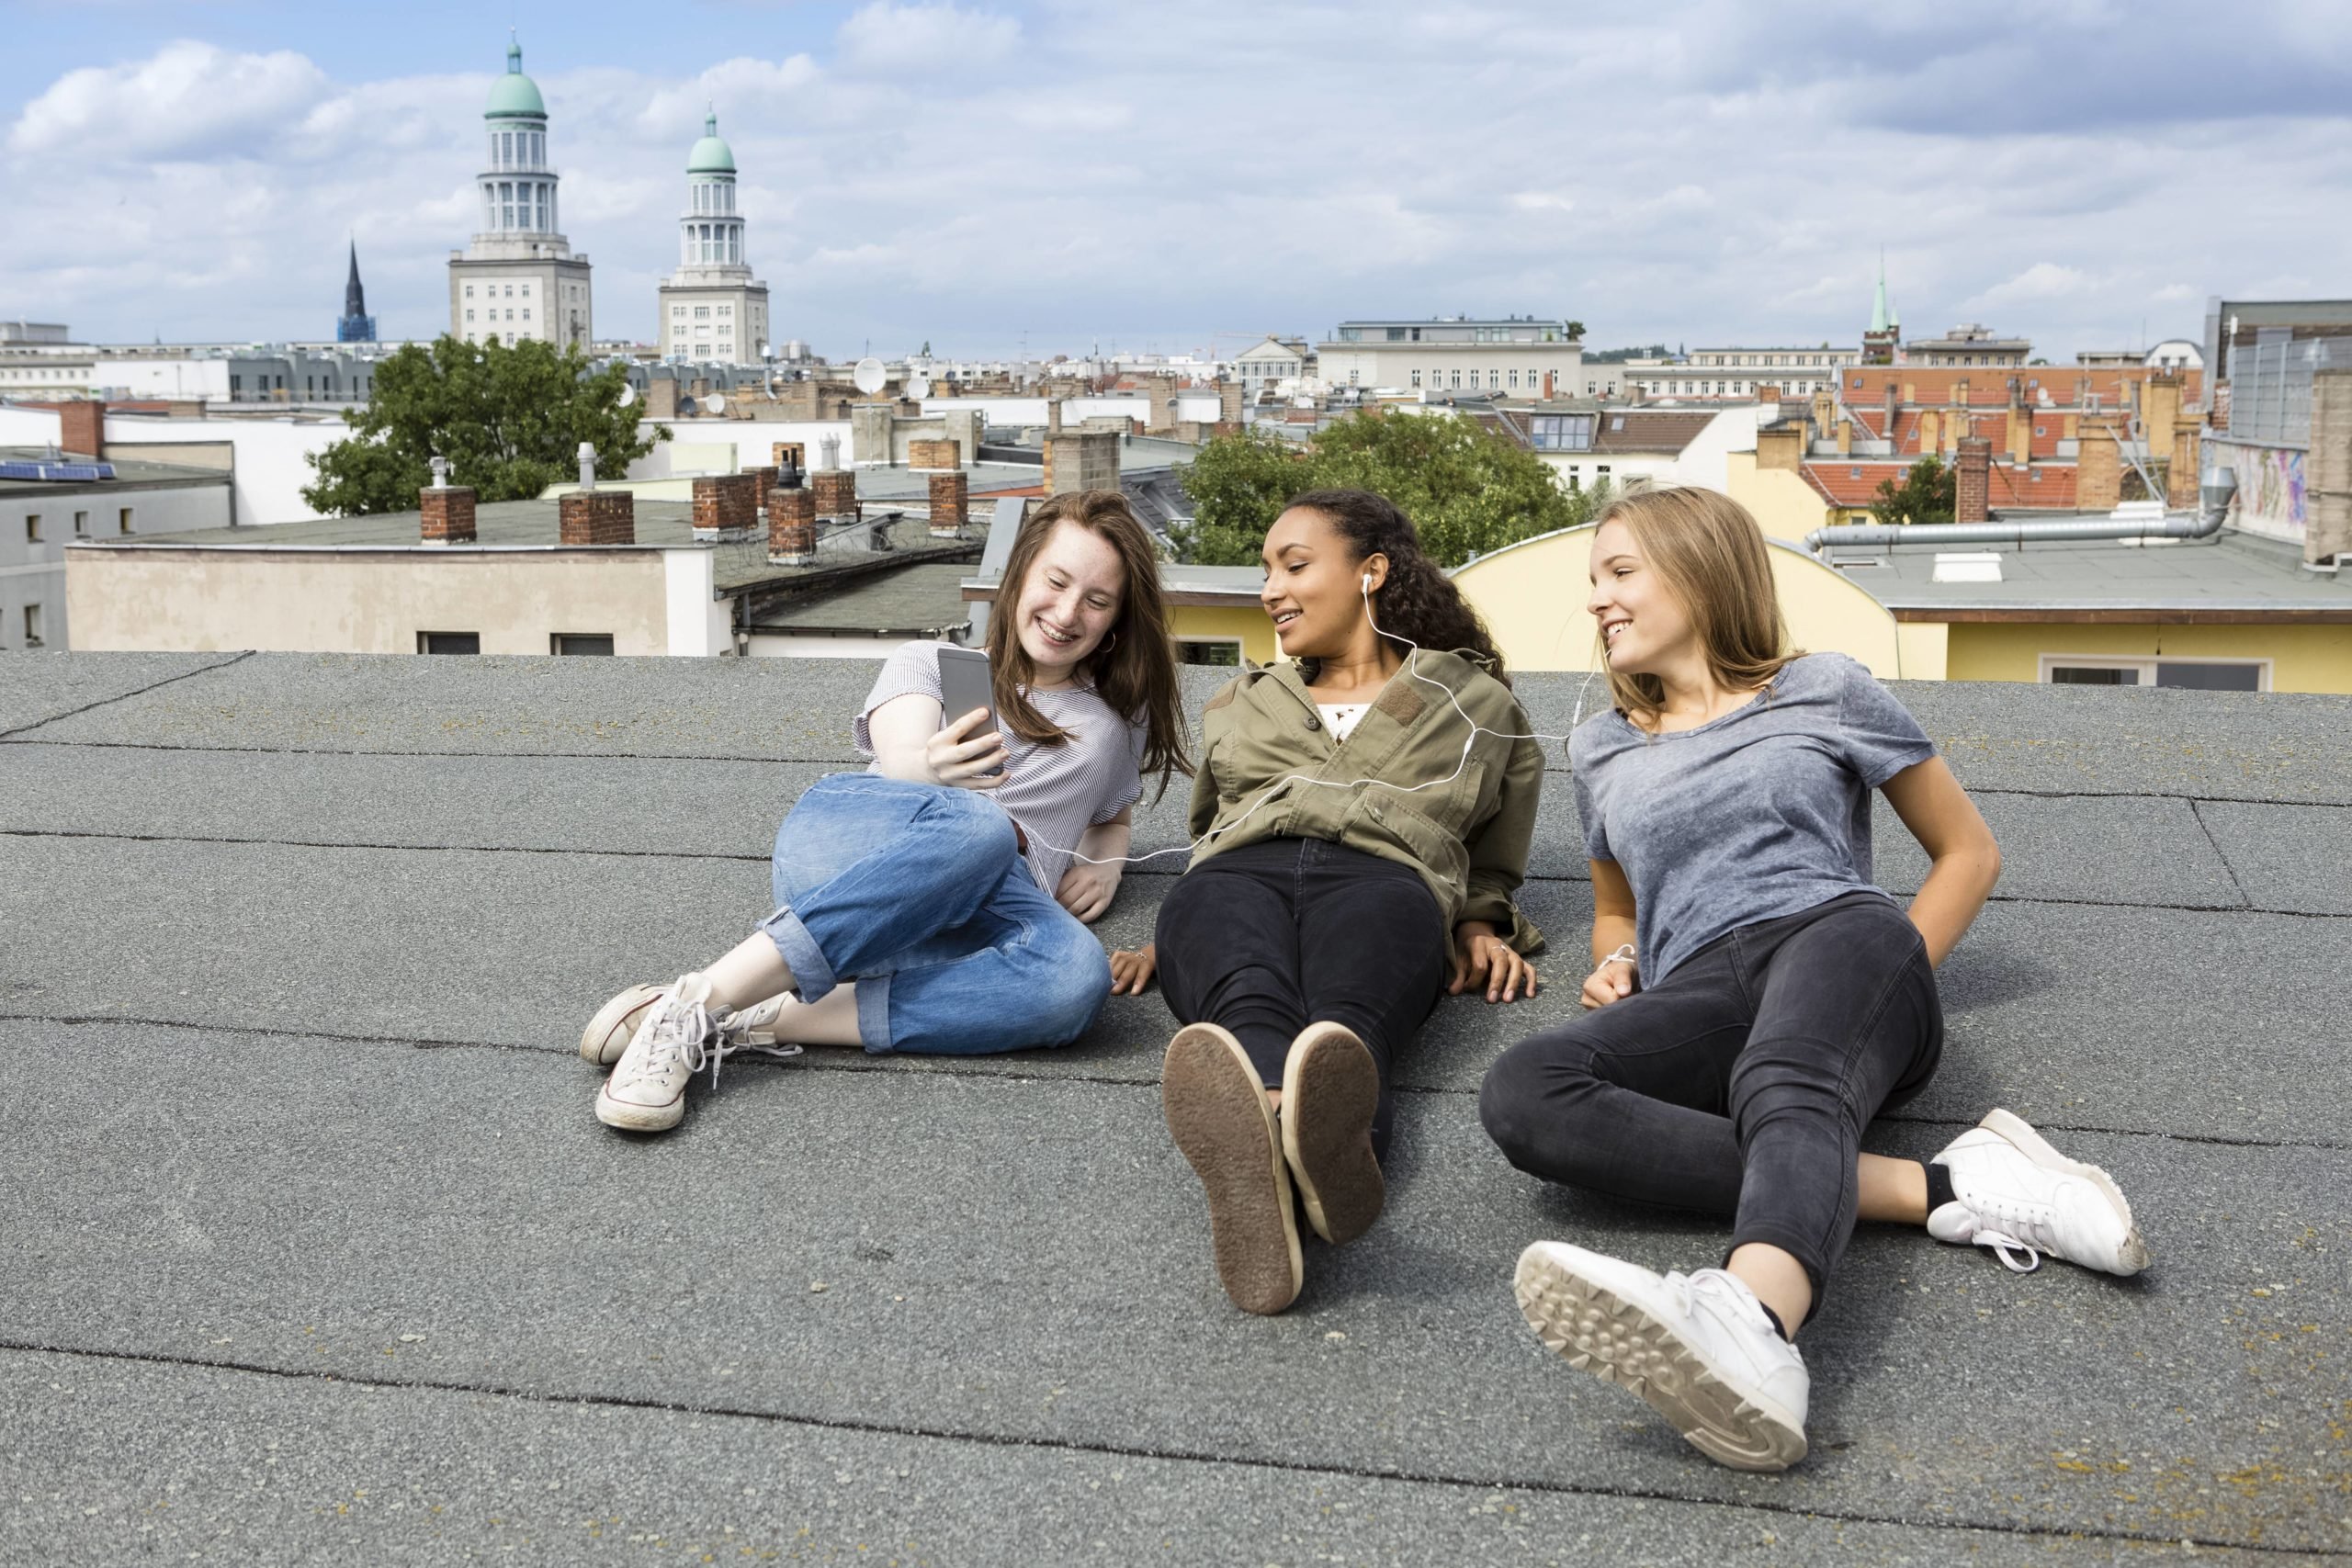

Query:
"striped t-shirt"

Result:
[[854, 640, 1148, 896]]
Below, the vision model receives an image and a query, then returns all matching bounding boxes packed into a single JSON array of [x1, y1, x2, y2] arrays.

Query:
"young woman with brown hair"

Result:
[[1112, 489, 1546, 1315], [1481, 487, 2148, 1472], [582, 489, 1188, 1132]]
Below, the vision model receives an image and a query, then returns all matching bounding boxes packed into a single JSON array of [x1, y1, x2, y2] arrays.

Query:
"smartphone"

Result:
[[934, 646, 1004, 776]]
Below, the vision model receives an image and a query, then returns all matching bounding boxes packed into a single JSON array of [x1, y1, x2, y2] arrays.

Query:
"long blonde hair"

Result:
[[1594, 487, 1798, 729]]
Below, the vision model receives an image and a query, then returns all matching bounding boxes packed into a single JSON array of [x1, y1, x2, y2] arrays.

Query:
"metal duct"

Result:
[[1804, 468, 2237, 552]]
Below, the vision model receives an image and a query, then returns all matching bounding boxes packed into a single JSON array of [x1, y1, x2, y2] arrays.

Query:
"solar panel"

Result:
[[0, 460, 117, 481]]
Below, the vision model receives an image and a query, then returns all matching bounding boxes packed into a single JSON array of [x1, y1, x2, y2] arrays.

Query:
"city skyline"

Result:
[[3, 0, 2345, 360]]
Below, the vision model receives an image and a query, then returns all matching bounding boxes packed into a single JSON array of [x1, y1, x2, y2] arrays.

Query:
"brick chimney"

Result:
[[928, 470, 969, 538], [691, 473, 758, 540], [909, 438, 961, 472], [420, 462, 476, 546], [2077, 423, 2122, 512], [1754, 425, 1804, 472], [768, 482, 817, 566], [560, 490, 635, 545], [58, 400, 105, 460], [811, 468, 858, 519], [1955, 437, 1992, 525]]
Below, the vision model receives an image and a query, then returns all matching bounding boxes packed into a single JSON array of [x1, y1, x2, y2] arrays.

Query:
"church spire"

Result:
[[1869, 248, 1890, 335], [336, 237, 377, 343]]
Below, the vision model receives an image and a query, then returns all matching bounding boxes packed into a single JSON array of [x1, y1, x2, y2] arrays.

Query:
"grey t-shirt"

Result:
[[854, 640, 1148, 896], [1568, 652, 1936, 982]]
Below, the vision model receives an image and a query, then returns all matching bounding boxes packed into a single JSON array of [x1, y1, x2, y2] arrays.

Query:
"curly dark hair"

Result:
[[1283, 489, 1510, 687]]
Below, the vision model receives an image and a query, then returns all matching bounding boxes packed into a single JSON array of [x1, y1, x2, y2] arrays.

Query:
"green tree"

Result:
[[1171, 410, 1607, 568], [1867, 457, 1956, 525], [301, 335, 665, 516]]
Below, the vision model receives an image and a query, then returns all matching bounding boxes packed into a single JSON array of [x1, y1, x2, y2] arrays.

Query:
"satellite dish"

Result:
[[852, 357, 888, 395], [701, 393, 727, 414], [905, 376, 932, 400], [616, 382, 639, 408]]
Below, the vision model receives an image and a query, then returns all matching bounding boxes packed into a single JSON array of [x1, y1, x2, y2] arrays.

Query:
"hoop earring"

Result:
[[1100, 629, 1118, 654]]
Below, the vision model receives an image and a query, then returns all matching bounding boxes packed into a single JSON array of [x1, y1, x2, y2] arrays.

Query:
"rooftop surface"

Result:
[[1842, 529, 2352, 617], [73, 495, 983, 595], [2, 651, 2347, 1563], [0, 444, 232, 492]]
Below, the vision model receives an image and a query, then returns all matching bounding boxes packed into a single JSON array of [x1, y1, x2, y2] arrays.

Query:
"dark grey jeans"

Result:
[[1156, 838, 1447, 1161], [1479, 890, 1942, 1309]]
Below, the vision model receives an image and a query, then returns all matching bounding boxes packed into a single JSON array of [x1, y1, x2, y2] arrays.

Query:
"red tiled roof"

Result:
[[1836, 365, 2202, 406], [1800, 457, 2080, 511]]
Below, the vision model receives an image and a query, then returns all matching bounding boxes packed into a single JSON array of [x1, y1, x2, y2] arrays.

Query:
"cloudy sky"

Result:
[[5, 0, 2346, 361]]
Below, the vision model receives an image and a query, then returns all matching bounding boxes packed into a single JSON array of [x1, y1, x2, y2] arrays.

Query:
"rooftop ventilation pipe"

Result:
[[1805, 466, 2236, 554]]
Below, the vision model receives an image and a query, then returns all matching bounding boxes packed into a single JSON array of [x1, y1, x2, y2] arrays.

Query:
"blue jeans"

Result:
[[756, 773, 1112, 1055]]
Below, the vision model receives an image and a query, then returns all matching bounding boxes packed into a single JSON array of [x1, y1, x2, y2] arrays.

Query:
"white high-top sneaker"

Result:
[[1515, 1241, 1809, 1472], [1928, 1109, 2149, 1276]]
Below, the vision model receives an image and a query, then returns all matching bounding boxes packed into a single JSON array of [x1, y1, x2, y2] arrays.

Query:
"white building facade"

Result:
[[447, 39, 594, 352], [1317, 317, 1589, 397], [657, 114, 770, 365], [1623, 346, 1860, 401], [1233, 336, 1310, 396]]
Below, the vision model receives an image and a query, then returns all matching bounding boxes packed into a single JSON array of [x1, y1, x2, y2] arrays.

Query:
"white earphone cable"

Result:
[[1011, 574, 1598, 868]]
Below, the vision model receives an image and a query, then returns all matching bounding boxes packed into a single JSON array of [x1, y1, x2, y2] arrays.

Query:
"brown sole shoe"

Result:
[[1162, 1023, 1301, 1315], [1280, 1021, 1385, 1245]]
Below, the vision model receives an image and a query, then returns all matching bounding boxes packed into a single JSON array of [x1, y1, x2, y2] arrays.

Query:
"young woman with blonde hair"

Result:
[[1481, 487, 2148, 1472], [582, 489, 1187, 1131]]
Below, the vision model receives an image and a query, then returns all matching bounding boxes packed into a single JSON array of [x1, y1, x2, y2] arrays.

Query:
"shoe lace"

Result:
[[1962, 1192, 2054, 1273]]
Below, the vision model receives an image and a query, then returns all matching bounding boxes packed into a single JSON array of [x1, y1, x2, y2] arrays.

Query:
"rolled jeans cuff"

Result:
[[854, 975, 893, 1055], [758, 905, 838, 1004]]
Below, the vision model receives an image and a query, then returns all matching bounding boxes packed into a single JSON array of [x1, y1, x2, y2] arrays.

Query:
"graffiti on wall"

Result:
[[2212, 440, 2305, 541]]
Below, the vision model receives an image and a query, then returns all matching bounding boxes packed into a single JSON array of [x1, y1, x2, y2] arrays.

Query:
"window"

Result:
[[695, 306, 710, 319], [1177, 638, 1242, 667], [26, 513, 40, 542], [718, 305, 732, 318], [553, 634, 615, 656], [522, 309, 531, 321], [419, 632, 481, 655], [22, 604, 42, 648], [74, 510, 88, 536], [1409, 369, 1421, 388], [465, 285, 474, 299], [504, 285, 514, 298], [520, 284, 531, 297], [673, 305, 686, 317], [118, 507, 133, 535], [1449, 370, 1462, 389], [2041, 656, 2266, 691], [1487, 368, 1500, 389], [1528, 414, 1595, 451], [1507, 369, 1520, 389], [466, 310, 474, 322]]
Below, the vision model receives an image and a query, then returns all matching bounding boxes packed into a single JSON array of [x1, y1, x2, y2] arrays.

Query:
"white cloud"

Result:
[[835, 4, 1020, 71], [8, 40, 327, 160], [0, 5, 2342, 358], [1965, 262, 2107, 310]]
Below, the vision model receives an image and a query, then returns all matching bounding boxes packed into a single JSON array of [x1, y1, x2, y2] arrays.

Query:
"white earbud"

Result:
[[1361, 573, 1374, 592]]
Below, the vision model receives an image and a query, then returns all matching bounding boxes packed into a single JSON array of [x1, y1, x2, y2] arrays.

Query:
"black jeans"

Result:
[[1156, 839, 1447, 1161], [1479, 891, 1942, 1308]]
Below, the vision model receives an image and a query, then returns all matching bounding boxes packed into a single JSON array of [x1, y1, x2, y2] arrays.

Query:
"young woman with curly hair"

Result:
[[1112, 489, 1546, 1314], [582, 490, 1188, 1133]]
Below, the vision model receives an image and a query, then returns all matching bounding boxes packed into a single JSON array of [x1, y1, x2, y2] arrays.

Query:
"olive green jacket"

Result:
[[1188, 650, 1546, 955]]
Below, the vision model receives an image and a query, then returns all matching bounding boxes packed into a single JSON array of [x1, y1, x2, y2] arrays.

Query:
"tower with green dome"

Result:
[[447, 35, 594, 352], [656, 109, 769, 366]]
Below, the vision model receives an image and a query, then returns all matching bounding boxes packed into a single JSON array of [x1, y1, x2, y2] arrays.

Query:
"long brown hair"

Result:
[[1283, 489, 1510, 687], [1593, 487, 1797, 729], [985, 489, 1191, 796]]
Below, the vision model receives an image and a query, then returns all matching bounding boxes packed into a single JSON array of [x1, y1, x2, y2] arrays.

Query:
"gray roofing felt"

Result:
[[77, 497, 982, 595], [1, 649, 2347, 1563], [1852, 529, 2352, 614]]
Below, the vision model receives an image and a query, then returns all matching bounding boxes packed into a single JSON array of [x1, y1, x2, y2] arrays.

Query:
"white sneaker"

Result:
[[581, 983, 662, 1066], [1514, 1241, 1809, 1472], [582, 984, 792, 1067], [1928, 1109, 2149, 1276], [592, 977, 802, 1133]]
